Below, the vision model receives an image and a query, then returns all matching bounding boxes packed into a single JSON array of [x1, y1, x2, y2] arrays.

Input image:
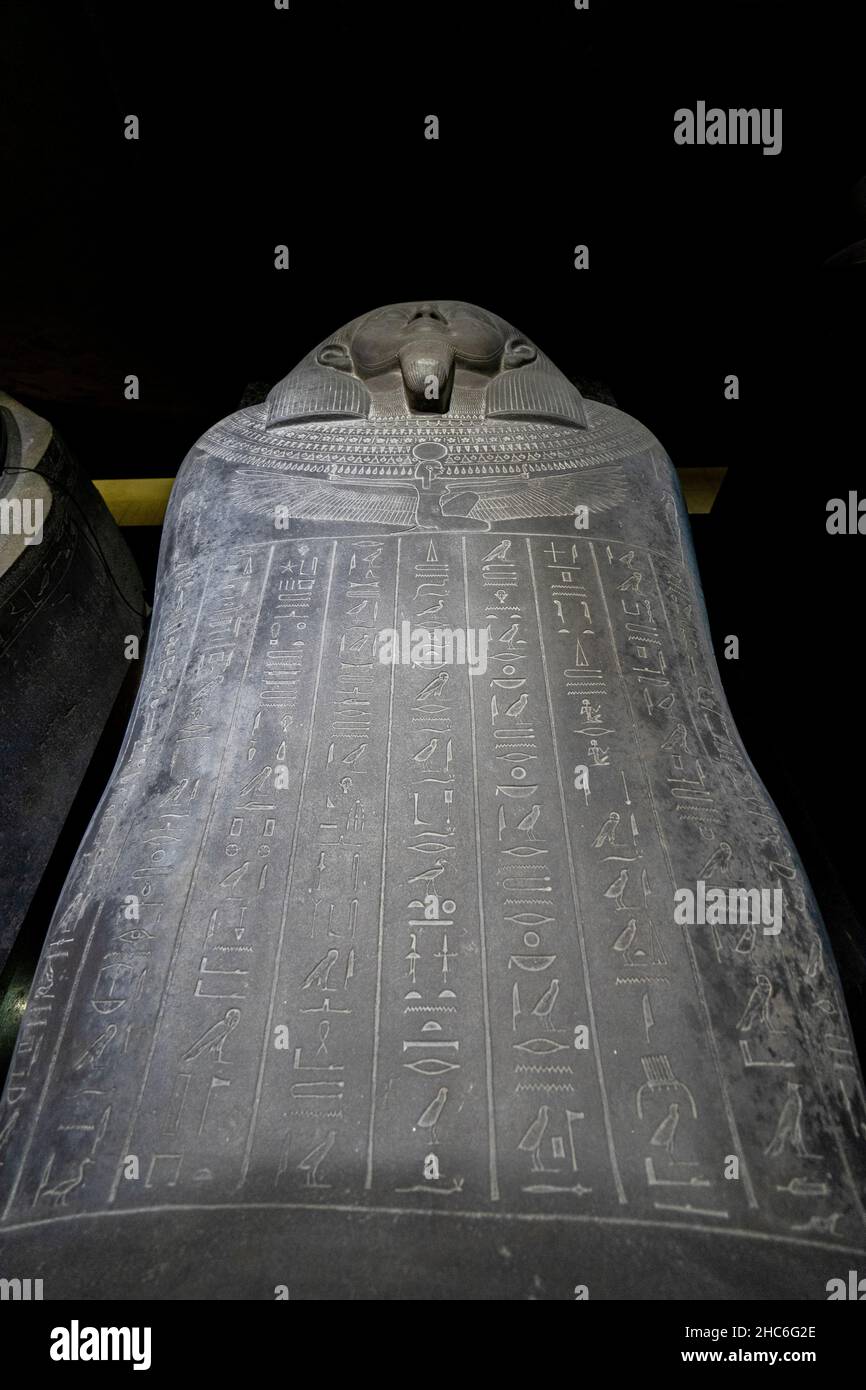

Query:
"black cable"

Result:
[[1, 467, 151, 621]]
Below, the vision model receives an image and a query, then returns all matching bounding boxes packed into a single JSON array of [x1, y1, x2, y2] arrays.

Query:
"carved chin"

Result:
[[398, 342, 455, 413]]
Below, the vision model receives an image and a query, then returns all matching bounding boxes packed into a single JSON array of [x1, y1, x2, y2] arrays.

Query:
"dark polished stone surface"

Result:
[[0, 305, 863, 1300], [0, 393, 144, 972]]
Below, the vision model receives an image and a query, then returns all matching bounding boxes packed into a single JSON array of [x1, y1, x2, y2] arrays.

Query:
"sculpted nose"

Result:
[[408, 302, 447, 325]]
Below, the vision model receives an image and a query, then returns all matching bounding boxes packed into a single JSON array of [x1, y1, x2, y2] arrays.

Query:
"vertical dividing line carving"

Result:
[[364, 538, 401, 1190], [240, 541, 337, 1187], [462, 535, 500, 1202], [527, 537, 627, 1205]]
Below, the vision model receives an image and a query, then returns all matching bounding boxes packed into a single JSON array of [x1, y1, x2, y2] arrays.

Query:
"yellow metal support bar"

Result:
[[93, 477, 175, 526], [678, 467, 727, 515]]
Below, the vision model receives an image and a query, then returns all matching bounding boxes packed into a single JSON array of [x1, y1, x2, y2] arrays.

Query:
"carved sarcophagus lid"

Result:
[[0, 304, 863, 1299]]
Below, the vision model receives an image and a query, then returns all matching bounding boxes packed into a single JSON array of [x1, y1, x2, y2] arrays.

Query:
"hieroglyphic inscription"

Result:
[[1, 528, 864, 1249]]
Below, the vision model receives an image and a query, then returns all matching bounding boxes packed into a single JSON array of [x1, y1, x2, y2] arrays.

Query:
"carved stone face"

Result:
[[350, 301, 508, 376], [345, 301, 537, 413], [264, 298, 587, 431]]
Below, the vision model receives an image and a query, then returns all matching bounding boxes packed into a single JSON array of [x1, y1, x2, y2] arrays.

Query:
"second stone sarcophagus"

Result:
[[0, 392, 144, 972], [0, 303, 863, 1299]]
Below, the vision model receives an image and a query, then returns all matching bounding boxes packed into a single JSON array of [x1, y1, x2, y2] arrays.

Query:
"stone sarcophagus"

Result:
[[0, 393, 144, 972], [0, 303, 863, 1300]]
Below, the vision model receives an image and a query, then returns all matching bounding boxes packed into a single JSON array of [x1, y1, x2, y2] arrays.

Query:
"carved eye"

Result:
[[403, 1058, 460, 1075], [513, 1037, 568, 1054]]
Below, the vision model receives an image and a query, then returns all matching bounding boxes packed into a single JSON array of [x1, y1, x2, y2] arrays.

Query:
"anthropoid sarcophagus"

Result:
[[0, 392, 144, 972], [0, 303, 863, 1300]]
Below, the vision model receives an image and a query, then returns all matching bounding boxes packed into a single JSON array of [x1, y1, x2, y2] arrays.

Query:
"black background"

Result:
[[2, 0, 865, 1065]]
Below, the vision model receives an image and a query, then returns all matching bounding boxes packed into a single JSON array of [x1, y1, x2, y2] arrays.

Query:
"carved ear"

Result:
[[502, 337, 537, 370], [265, 361, 372, 428], [484, 357, 588, 429], [316, 343, 353, 370]]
